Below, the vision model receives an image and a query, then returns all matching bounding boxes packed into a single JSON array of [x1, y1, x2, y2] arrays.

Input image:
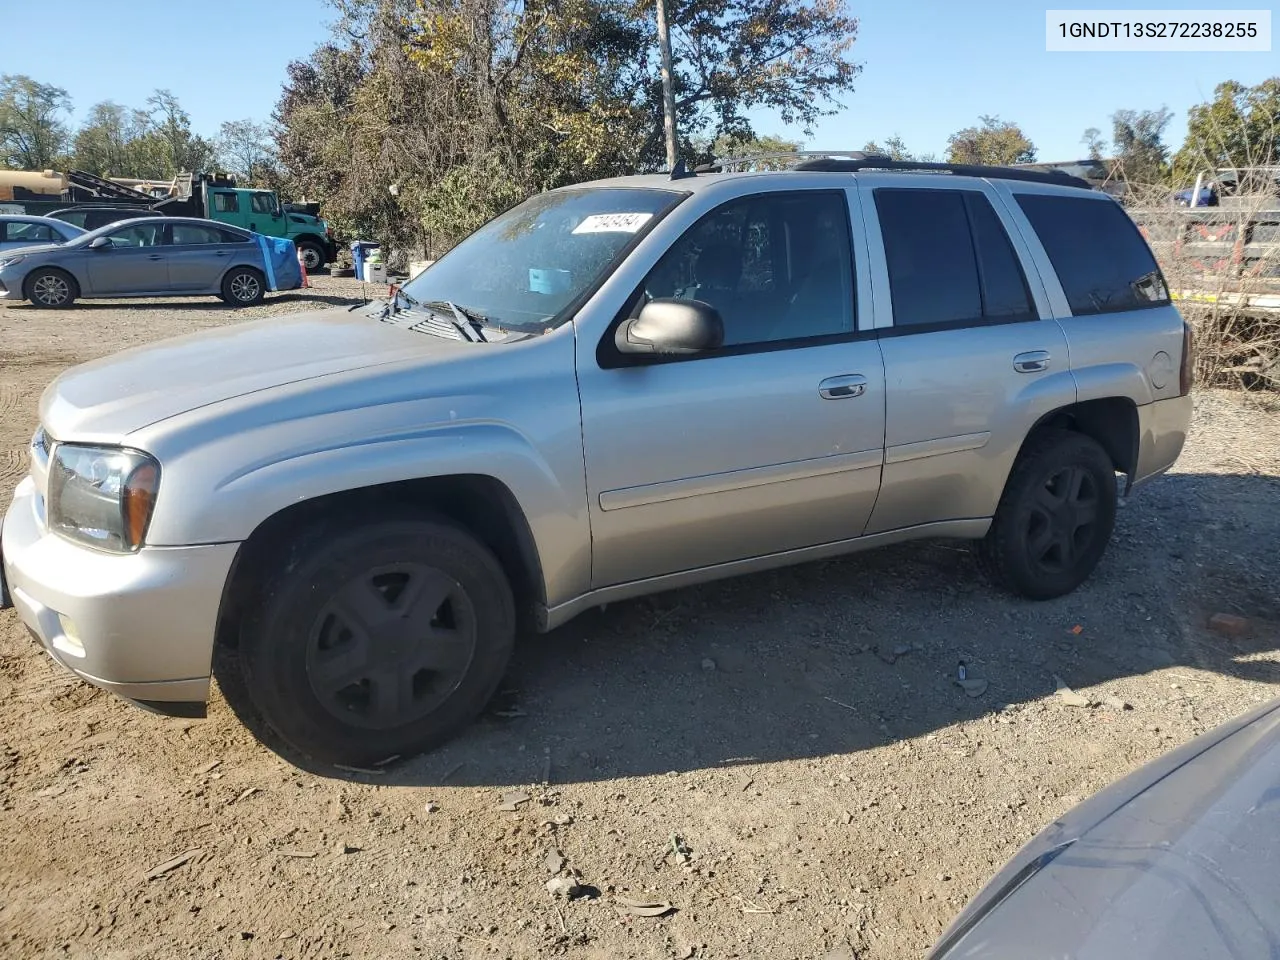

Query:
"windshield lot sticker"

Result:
[[572, 212, 653, 234]]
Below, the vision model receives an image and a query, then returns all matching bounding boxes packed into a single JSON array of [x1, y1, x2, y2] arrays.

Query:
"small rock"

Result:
[[956, 678, 988, 698], [278, 931, 296, 941], [1053, 675, 1093, 708], [553, 813, 573, 826], [546, 876, 581, 898], [892, 644, 910, 657], [338, 841, 360, 855], [498, 791, 531, 812], [1103, 696, 1132, 712], [424, 801, 440, 813], [1208, 612, 1250, 637], [936, 873, 951, 882], [824, 948, 858, 960], [701, 658, 716, 672], [240, 932, 254, 941], [544, 848, 566, 874]]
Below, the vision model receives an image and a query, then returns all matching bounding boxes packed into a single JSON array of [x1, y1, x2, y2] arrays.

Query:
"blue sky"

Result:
[[4, 0, 1276, 162]]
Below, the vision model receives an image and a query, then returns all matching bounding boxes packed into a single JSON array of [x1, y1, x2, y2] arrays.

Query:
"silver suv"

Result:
[[1, 155, 1193, 764]]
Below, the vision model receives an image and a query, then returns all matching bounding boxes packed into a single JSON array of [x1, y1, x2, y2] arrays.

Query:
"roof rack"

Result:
[[695, 151, 1092, 189], [695, 150, 872, 173]]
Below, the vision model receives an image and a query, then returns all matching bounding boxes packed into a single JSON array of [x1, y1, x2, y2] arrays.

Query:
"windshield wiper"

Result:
[[420, 299, 492, 342]]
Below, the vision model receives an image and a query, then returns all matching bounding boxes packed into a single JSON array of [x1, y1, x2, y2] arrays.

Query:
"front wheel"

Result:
[[240, 514, 516, 765], [221, 267, 265, 306], [297, 241, 325, 273], [25, 268, 77, 308], [981, 429, 1118, 600]]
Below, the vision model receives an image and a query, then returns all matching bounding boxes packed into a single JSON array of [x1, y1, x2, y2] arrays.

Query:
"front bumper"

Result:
[[1, 475, 240, 704]]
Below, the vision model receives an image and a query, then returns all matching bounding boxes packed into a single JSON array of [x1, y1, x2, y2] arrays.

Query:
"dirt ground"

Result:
[[2, 277, 1278, 960]]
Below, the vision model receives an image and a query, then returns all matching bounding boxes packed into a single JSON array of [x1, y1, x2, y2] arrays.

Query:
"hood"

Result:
[[40, 304, 473, 440], [0, 243, 65, 260], [930, 697, 1280, 960]]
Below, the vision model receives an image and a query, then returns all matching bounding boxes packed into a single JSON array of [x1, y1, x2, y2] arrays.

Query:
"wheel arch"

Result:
[[215, 474, 547, 651], [1022, 396, 1140, 490], [22, 264, 81, 302]]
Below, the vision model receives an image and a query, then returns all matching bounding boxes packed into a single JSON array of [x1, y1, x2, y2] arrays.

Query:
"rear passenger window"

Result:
[[1015, 194, 1169, 315], [875, 189, 1035, 329]]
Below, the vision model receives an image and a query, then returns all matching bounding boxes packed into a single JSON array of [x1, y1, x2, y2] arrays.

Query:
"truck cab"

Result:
[[203, 186, 335, 270]]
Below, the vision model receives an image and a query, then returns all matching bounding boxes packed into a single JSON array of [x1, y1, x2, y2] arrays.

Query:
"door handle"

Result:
[[214, 251, 230, 257], [1013, 350, 1051, 373], [818, 374, 867, 399], [146, 254, 164, 261]]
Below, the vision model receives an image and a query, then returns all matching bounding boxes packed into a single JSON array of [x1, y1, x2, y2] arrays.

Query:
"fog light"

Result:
[[56, 614, 83, 651]]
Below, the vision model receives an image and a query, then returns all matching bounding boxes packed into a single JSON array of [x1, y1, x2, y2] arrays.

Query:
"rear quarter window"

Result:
[[1016, 193, 1169, 316]]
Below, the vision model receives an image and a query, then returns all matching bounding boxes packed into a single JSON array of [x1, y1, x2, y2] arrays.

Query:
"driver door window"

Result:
[[637, 191, 855, 348], [106, 223, 163, 247]]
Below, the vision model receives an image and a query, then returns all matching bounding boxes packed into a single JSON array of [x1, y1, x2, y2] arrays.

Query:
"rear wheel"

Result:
[[221, 267, 265, 306], [981, 429, 1117, 599], [240, 513, 516, 765], [24, 268, 78, 308]]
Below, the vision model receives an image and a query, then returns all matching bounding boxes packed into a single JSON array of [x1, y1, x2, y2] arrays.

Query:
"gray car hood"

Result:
[[40, 305, 467, 440], [0, 242, 65, 259], [930, 697, 1280, 960]]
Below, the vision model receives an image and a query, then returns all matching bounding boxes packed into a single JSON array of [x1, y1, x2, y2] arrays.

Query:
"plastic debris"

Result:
[[614, 896, 675, 918]]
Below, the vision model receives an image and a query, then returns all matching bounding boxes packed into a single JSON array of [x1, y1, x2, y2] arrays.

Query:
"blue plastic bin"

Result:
[[350, 240, 381, 277]]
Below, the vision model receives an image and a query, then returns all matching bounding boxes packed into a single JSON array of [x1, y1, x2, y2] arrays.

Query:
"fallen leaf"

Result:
[[146, 849, 201, 880], [1070, 624, 1084, 635]]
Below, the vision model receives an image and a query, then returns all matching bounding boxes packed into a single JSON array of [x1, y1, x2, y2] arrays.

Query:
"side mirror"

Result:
[[88, 236, 111, 249], [615, 298, 724, 356]]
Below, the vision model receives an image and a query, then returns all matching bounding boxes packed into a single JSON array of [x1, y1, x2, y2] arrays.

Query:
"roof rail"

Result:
[[694, 151, 1093, 189], [695, 150, 874, 173], [791, 156, 1093, 189]]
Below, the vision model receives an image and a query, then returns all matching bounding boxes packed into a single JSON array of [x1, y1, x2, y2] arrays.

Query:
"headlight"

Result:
[[0, 254, 26, 268], [47, 444, 160, 552]]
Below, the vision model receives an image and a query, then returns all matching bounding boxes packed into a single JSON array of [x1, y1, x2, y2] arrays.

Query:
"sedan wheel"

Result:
[[221, 268, 265, 306], [27, 270, 75, 308]]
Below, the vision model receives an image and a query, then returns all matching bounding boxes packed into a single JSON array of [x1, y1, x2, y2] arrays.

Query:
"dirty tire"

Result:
[[220, 266, 265, 306], [240, 513, 516, 765], [297, 241, 325, 273], [981, 428, 1118, 600], [24, 268, 77, 308]]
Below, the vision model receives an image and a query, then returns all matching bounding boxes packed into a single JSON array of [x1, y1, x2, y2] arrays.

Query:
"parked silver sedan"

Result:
[[0, 214, 85, 252], [0, 216, 272, 308]]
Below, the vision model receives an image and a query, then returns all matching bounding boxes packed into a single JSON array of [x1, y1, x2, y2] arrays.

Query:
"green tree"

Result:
[[71, 101, 148, 175], [276, 0, 863, 254], [217, 119, 277, 185], [145, 90, 215, 175], [704, 133, 803, 168], [1081, 126, 1105, 161], [946, 115, 1036, 165], [1173, 78, 1280, 181], [0, 74, 71, 169], [1109, 107, 1171, 184]]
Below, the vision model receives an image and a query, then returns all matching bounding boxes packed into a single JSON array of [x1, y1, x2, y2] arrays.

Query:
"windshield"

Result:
[[400, 187, 684, 331]]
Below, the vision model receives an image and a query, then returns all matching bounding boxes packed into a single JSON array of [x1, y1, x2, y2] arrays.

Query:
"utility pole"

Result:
[[656, 0, 678, 170]]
